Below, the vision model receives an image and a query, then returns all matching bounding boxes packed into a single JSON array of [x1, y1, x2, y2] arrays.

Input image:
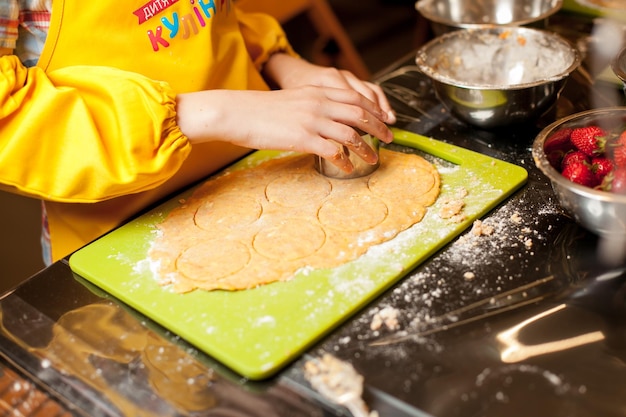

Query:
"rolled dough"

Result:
[[149, 148, 440, 292]]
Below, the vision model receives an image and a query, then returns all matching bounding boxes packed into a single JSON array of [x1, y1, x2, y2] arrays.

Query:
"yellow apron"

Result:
[[17, 0, 296, 261]]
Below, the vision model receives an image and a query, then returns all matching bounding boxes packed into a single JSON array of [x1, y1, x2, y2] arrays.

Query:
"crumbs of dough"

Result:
[[471, 219, 494, 236], [438, 187, 468, 222], [370, 306, 400, 331], [463, 271, 476, 281], [304, 353, 379, 417]]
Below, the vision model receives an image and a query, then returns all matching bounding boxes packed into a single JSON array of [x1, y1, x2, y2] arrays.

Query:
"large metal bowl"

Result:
[[416, 0, 563, 35], [532, 107, 626, 237], [415, 27, 581, 128]]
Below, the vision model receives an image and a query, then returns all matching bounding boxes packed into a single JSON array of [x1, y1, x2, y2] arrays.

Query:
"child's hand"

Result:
[[176, 54, 398, 174], [177, 86, 393, 174], [263, 53, 396, 125]]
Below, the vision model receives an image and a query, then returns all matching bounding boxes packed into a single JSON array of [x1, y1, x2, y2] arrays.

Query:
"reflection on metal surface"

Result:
[[364, 387, 435, 417], [0, 274, 328, 417], [375, 66, 445, 129], [375, 65, 424, 85], [304, 353, 373, 417], [598, 234, 626, 266], [369, 276, 562, 346], [1, 299, 219, 416], [497, 304, 605, 363], [393, 113, 425, 124], [459, 362, 581, 417], [379, 84, 433, 120]]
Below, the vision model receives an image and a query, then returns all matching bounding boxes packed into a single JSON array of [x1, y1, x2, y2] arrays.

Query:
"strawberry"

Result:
[[609, 130, 626, 168], [561, 150, 589, 170], [612, 168, 626, 194], [544, 128, 574, 168], [592, 157, 614, 183], [570, 125, 607, 157], [601, 167, 626, 194], [561, 159, 598, 187]]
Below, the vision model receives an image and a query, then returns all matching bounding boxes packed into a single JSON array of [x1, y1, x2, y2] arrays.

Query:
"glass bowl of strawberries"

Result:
[[532, 106, 626, 237]]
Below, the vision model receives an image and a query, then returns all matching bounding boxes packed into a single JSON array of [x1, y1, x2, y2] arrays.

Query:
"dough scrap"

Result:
[[149, 149, 440, 293]]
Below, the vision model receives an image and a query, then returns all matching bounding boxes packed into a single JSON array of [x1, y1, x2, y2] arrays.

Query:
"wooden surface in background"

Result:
[[0, 191, 45, 293]]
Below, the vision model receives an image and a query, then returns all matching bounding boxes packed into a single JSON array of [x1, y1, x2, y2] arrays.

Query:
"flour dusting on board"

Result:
[[121, 151, 501, 306]]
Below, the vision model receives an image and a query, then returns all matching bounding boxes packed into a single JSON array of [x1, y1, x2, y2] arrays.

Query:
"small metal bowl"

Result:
[[532, 107, 626, 237], [415, 27, 581, 128], [416, 0, 563, 36]]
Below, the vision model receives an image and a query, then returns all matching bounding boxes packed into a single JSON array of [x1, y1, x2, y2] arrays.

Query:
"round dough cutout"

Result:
[[177, 240, 250, 281], [318, 194, 388, 232], [194, 194, 262, 232], [253, 218, 326, 261], [265, 172, 332, 207]]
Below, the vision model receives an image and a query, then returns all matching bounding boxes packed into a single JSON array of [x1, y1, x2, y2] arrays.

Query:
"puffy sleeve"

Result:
[[0, 55, 191, 203], [234, 7, 299, 71]]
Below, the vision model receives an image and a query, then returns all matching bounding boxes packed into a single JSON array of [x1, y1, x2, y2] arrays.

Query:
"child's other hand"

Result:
[[263, 53, 396, 125], [177, 55, 398, 174], [178, 86, 392, 173]]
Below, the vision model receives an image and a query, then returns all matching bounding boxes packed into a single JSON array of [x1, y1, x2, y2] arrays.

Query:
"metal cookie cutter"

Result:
[[314, 130, 380, 179]]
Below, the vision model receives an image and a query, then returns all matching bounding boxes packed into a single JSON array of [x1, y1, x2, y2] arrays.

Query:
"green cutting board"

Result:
[[69, 129, 527, 380], [562, 0, 626, 20]]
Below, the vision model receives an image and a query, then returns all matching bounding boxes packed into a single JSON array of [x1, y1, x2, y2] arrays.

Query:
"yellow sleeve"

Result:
[[235, 7, 299, 71], [0, 55, 191, 203]]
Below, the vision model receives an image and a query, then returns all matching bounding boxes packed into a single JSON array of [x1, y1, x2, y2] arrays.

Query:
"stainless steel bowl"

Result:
[[532, 107, 626, 237], [416, 0, 563, 35], [415, 27, 581, 128]]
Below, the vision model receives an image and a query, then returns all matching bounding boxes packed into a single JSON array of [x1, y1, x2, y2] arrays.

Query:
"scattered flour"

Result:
[[328, 195, 563, 357]]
